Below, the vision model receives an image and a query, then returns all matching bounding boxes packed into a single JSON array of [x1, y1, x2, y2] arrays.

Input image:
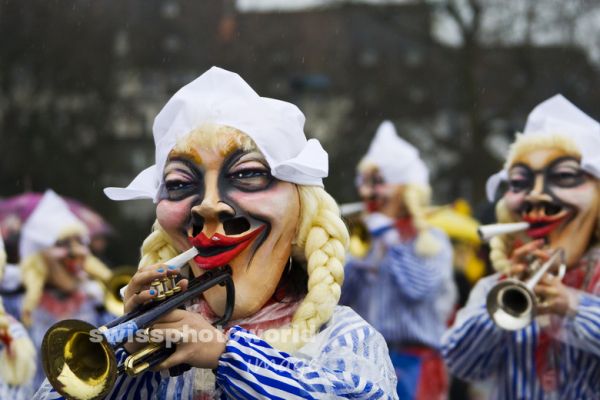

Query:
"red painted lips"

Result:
[[189, 225, 265, 270], [522, 215, 568, 239]]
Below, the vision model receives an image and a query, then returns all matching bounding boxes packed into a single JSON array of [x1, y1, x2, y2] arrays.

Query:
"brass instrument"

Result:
[[486, 248, 565, 331], [477, 222, 530, 241], [104, 266, 137, 316], [41, 247, 235, 400]]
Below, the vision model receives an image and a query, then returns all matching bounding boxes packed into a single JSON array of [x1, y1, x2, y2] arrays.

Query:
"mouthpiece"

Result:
[[165, 247, 199, 268], [477, 222, 530, 241]]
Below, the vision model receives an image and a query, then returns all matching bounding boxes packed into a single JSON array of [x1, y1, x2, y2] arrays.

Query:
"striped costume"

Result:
[[441, 247, 600, 399], [341, 225, 455, 399], [34, 306, 398, 399]]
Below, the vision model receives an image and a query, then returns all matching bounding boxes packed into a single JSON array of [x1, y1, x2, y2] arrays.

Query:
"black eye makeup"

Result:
[[508, 167, 534, 193], [508, 157, 587, 193], [162, 159, 204, 201], [224, 151, 273, 192]]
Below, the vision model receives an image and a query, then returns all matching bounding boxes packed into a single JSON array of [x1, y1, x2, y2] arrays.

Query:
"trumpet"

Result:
[[477, 222, 530, 241], [103, 266, 137, 316], [41, 247, 235, 400], [486, 248, 565, 331]]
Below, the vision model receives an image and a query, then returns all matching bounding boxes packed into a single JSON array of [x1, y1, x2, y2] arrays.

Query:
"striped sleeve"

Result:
[[216, 325, 394, 399], [560, 292, 600, 357], [441, 275, 506, 381], [384, 231, 453, 301]]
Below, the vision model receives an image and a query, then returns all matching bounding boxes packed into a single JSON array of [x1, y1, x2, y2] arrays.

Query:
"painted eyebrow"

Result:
[[510, 156, 580, 172], [221, 150, 268, 173], [164, 157, 203, 178]]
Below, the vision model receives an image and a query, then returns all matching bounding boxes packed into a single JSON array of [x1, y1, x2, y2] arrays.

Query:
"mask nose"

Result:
[[525, 174, 550, 203], [190, 178, 235, 237]]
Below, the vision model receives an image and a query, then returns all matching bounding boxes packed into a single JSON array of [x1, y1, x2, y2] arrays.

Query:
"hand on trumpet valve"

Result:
[[508, 239, 549, 278], [533, 273, 572, 317], [149, 309, 227, 371], [122, 263, 189, 353], [509, 240, 571, 317]]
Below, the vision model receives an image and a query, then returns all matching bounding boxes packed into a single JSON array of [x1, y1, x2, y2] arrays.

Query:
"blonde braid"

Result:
[[489, 199, 518, 273], [20, 253, 47, 326], [265, 186, 349, 352], [138, 221, 178, 269], [404, 184, 441, 257]]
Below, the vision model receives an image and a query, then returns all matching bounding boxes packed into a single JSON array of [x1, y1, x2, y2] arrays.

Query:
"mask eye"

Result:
[[227, 168, 273, 191], [164, 179, 198, 201], [547, 170, 586, 188], [508, 178, 532, 193]]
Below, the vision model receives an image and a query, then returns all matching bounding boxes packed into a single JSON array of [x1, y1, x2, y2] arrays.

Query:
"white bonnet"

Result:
[[104, 67, 328, 202], [486, 94, 600, 201], [359, 120, 428, 185], [19, 190, 88, 259]]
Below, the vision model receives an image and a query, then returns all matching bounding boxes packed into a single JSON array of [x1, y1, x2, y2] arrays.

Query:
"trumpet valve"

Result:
[[162, 277, 174, 297], [151, 279, 166, 301], [170, 275, 182, 293]]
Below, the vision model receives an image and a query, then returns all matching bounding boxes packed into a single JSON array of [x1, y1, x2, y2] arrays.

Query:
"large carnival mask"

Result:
[[503, 147, 600, 267], [357, 166, 406, 219], [156, 127, 301, 319]]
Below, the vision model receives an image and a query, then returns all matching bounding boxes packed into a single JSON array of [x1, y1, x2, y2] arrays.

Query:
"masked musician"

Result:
[[442, 95, 600, 399], [0, 234, 36, 399], [340, 121, 456, 400], [19, 190, 112, 387], [35, 67, 397, 399]]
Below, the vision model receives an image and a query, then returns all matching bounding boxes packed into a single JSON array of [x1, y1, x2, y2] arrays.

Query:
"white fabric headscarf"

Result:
[[359, 120, 428, 185], [19, 190, 88, 259], [486, 94, 600, 201], [104, 66, 328, 202]]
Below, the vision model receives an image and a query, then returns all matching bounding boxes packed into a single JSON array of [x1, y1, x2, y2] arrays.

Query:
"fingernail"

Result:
[[157, 268, 165, 273], [168, 265, 177, 270], [150, 289, 156, 295]]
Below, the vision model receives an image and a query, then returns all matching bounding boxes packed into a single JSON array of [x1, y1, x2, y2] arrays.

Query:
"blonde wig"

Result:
[[356, 161, 441, 257], [139, 126, 349, 352], [489, 132, 599, 273], [0, 239, 36, 385]]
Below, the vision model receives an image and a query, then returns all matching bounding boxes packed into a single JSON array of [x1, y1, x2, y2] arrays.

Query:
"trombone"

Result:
[[41, 247, 235, 400], [486, 248, 566, 331]]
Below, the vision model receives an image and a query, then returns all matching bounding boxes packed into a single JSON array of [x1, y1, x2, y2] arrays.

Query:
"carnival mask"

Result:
[[357, 167, 406, 219], [504, 147, 600, 267], [156, 127, 301, 319]]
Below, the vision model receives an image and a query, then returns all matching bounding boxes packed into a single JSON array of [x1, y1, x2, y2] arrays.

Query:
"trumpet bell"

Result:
[[486, 279, 535, 331], [104, 266, 137, 316], [42, 319, 116, 400]]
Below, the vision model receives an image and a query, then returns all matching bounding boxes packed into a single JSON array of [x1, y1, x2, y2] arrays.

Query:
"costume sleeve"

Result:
[[441, 275, 506, 380], [216, 316, 397, 399], [384, 230, 453, 301]]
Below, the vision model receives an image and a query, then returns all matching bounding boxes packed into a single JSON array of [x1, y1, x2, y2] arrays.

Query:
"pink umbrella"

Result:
[[0, 192, 112, 239]]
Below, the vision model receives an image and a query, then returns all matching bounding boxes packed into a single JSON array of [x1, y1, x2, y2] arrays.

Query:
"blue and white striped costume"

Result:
[[341, 226, 456, 348], [441, 251, 600, 400], [0, 315, 36, 400], [34, 306, 398, 399]]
